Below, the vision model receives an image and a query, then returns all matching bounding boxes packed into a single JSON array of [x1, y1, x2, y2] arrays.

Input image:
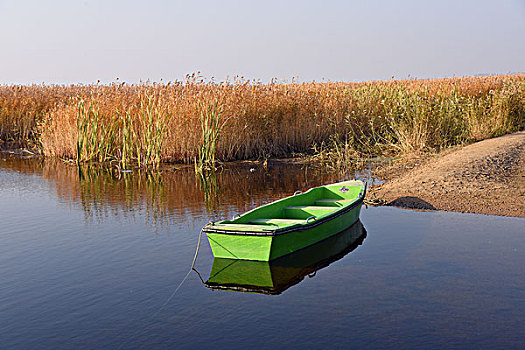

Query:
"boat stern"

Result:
[[205, 230, 274, 261]]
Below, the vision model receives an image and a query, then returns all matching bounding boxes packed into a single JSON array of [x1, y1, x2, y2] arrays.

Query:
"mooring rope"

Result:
[[117, 227, 205, 349], [151, 227, 204, 318]]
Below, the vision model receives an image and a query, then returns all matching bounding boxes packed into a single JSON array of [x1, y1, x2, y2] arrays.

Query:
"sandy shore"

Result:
[[368, 131, 525, 218]]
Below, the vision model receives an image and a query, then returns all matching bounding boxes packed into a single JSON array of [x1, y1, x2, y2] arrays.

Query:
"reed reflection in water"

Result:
[[1, 156, 355, 225]]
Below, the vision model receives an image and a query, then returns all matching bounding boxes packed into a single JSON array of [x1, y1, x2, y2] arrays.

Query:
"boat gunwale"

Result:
[[204, 182, 366, 237]]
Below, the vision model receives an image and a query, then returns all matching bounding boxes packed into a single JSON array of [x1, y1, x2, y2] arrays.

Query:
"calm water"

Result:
[[0, 156, 524, 349]]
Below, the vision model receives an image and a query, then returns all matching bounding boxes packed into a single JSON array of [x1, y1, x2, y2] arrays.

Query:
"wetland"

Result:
[[1, 156, 524, 349]]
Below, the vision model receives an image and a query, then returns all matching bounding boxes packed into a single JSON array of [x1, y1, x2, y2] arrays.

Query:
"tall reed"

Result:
[[135, 95, 169, 168], [76, 100, 119, 163], [2, 74, 523, 164], [195, 99, 228, 172], [66, 94, 169, 168]]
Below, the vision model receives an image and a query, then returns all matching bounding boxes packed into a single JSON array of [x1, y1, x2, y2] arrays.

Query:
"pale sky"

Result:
[[1, 0, 524, 84]]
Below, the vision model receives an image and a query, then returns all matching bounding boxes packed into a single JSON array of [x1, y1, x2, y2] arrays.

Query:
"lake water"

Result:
[[1, 156, 524, 349]]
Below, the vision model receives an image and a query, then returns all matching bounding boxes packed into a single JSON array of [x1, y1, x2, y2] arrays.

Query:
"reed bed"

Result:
[[1, 74, 524, 166]]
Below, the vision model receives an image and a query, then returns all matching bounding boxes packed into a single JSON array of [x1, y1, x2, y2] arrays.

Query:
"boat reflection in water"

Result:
[[204, 221, 366, 295]]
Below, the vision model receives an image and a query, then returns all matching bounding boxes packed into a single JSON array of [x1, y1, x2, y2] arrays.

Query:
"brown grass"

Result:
[[1, 74, 524, 165]]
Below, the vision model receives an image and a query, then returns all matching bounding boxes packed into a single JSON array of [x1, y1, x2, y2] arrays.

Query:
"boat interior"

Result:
[[215, 184, 363, 230]]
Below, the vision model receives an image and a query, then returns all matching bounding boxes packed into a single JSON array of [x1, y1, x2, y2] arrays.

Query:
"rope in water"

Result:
[[152, 227, 204, 318], [117, 227, 205, 349]]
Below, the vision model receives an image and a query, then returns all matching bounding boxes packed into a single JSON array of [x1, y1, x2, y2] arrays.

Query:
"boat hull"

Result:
[[205, 220, 367, 294], [270, 202, 362, 260], [206, 201, 362, 261]]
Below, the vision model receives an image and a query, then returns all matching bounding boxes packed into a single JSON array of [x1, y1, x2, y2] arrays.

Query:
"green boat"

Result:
[[203, 180, 366, 261], [205, 220, 366, 294]]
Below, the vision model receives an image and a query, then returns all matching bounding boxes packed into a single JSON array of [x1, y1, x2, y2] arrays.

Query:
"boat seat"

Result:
[[249, 218, 305, 227], [283, 205, 335, 219], [315, 199, 352, 207], [284, 206, 336, 210]]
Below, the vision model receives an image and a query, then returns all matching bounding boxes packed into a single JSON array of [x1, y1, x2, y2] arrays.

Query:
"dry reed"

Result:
[[1, 74, 524, 166]]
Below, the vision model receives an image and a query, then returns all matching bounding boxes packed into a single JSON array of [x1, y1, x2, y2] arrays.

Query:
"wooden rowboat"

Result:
[[203, 180, 366, 261], [204, 220, 366, 294]]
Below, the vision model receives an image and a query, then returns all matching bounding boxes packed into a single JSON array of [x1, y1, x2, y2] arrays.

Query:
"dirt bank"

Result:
[[369, 131, 525, 218]]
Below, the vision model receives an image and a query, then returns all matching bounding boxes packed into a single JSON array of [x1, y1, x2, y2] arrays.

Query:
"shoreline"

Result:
[[3, 132, 525, 218], [368, 131, 525, 218]]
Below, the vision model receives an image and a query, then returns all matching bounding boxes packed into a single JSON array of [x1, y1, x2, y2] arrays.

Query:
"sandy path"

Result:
[[369, 131, 525, 218]]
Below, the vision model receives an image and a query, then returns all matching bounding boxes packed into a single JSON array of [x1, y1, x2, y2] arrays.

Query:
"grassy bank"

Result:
[[1, 74, 524, 167]]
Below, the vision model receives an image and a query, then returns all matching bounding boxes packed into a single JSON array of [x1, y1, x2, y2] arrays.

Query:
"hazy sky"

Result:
[[1, 0, 524, 84]]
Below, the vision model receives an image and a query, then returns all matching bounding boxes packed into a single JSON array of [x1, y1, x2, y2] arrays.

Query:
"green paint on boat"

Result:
[[203, 180, 366, 261], [205, 220, 367, 294]]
